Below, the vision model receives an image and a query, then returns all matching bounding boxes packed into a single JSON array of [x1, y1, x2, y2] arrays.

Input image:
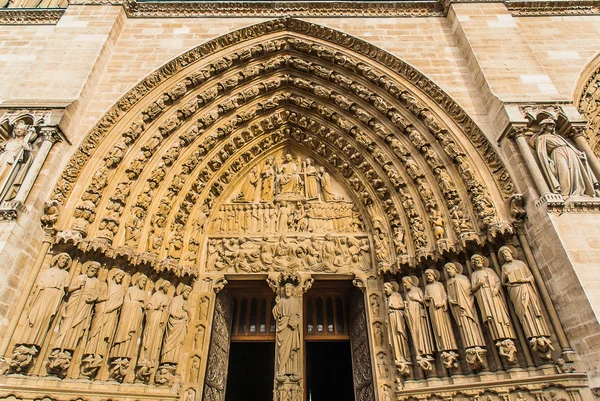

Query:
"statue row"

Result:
[[383, 248, 553, 377], [209, 200, 363, 235], [10, 252, 191, 385], [207, 234, 371, 273]]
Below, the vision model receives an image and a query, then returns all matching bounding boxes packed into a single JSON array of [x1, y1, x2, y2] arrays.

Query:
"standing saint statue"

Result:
[[498, 246, 553, 359], [402, 276, 434, 363], [81, 268, 126, 376], [277, 154, 302, 195], [383, 282, 411, 374], [0, 120, 37, 202], [234, 166, 260, 202], [160, 284, 192, 365], [317, 166, 339, 202], [273, 282, 302, 382], [261, 158, 275, 202], [304, 158, 319, 200], [138, 279, 171, 371], [110, 273, 148, 362], [532, 118, 598, 197]]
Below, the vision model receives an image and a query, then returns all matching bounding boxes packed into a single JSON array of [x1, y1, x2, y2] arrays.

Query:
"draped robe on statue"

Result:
[[471, 268, 515, 340], [501, 259, 550, 339], [424, 281, 458, 352], [161, 294, 189, 364], [278, 160, 302, 195], [23, 266, 70, 347], [404, 287, 434, 356], [139, 290, 170, 364], [305, 164, 319, 199], [111, 286, 146, 358], [446, 274, 486, 348], [273, 294, 301, 377], [54, 274, 101, 351], [84, 280, 125, 356], [386, 292, 410, 363]]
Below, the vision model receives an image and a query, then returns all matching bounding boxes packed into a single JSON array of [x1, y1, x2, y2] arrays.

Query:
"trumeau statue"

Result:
[[0, 119, 38, 202], [424, 269, 459, 369], [498, 246, 554, 360], [383, 282, 411, 375], [470, 254, 517, 363], [273, 281, 302, 382], [532, 118, 598, 197], [402, 275, 434, 369]]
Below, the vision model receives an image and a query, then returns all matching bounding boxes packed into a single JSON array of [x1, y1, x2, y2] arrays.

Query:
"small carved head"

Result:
[[424, 268, 440, 283], [51, 253, 72, 270]]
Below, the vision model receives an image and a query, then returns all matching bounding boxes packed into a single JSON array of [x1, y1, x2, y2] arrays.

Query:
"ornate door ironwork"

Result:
[[349, 289, 375, 401]]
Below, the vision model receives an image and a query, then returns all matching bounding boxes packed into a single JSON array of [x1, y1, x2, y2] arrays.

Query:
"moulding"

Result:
[[0, 8, 64, 25], [506, 0, 600, 16]]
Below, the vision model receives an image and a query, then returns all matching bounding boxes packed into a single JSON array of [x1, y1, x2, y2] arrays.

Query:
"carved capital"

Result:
[[507, 125, 532, 140], [39, 126, 63, 144], [565, 125, 588, 140]]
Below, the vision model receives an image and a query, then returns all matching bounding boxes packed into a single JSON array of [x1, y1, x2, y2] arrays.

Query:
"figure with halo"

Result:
[[383, 282, 411, 375]]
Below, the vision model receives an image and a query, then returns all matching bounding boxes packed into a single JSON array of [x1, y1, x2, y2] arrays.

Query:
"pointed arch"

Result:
[[51, 18, 516, 275]]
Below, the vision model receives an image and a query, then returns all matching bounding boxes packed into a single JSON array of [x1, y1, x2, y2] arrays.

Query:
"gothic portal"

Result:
[[0, 15, 598, 401]]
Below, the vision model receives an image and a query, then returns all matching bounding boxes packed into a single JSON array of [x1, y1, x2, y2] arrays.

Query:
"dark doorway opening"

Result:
[[306, 341, 355, 401], [225, 342, 275, 401]]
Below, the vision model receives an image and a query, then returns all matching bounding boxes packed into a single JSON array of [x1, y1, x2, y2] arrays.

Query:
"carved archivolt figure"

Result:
[[139, 279, 171, 367], [83, 268, 126, 368], [532, 118, 598, 197], [160, 284, 192, 364], [444, 262, 486, 349], [0, 120, 37, 202], [402, 275, 434, 359], [273, 282, 302, 382], [19, 253, 72, 349], [110, 273, 148, 359], [423, 269, 458, 353], [383, 282, 411, 371], [498, 246, 553, 358]]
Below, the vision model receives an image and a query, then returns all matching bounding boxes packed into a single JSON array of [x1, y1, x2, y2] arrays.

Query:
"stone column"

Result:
[[13, 126, 61, 205], [510, 127, 551, 198], [570, 127, 600, 183]]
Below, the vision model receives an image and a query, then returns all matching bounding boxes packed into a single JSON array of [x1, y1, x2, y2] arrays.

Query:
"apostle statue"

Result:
[[12, 253, 71, 371], [423, 269, 459, 368], [0, 120, 37, 202], [277, 154, 302, 195], [48, 261, 101, 375], [498, 246, 553, 359], [470, 254, 517, 362], [273, 281, 302, 382], [160, 284, 192, 365], [532, 118, 598, 197], [110, 273, 148, 380], [402, 275, 434, 369], [138, 279, 171, 376], [383, 282, 411, 375], [81, 268, 126, 377], [304, 158, 319, 200]]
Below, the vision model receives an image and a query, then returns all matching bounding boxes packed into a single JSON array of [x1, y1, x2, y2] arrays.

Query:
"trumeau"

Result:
[[0, 9, 599, 401]]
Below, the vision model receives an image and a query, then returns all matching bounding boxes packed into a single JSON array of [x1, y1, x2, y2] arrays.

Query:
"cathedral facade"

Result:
[[0, 2, 600, 401]]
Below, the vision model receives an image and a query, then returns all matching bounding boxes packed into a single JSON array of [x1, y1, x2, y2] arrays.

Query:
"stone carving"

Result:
[[272, 277, 302, 382], [159, 284, 192, 375], [206, 235, 370, 274], [402, 275, 434, 370], [444, 262, 487, 370], [11, 253, 72, 371], [531, 118, 598, 197], [0, 119, 37, 203], [498, 246, 553, 360], [48, 261, 101, 377], [423, 269, 459, 369], [470, 254, 517, 363], [383, 282, 411, 376], [81, 268, 126, 378]]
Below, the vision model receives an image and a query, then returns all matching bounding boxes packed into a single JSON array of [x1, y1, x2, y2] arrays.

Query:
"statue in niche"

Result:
[[470, 254, 517, 363], [402, 275, 434, 369], [233, 166, 260, 202], [81, 268, 126, 377], [444, 262, 487, 369], [424, 269, 459, 369], [160, 284, 192, 371], [383, 282, 411, 375], [318, 166, 339, 201], [0, 119, 38, 202], [11, 253, 72, 371], [137, 279, 171, 380], [277, 153, 303, 196], [531, 118, 598, 197], [304, 158, 319, 200], [110, 273, 148, 379], [272, 281, 302, 382], [261, 158, 275, 202], [498, 246, 554, 360], [48, 261, 101, 376]]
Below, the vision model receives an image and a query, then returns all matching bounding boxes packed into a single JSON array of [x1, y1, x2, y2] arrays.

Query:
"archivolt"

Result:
[[50, 18, 515, 274]]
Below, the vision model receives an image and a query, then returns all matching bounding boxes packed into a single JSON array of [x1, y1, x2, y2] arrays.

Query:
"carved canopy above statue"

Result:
[[49, 18, 516, 274]]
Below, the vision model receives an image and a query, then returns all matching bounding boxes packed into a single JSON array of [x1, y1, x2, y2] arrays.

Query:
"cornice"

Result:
[[0, 8, 64, 25], [506, 0, 600, 16]]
